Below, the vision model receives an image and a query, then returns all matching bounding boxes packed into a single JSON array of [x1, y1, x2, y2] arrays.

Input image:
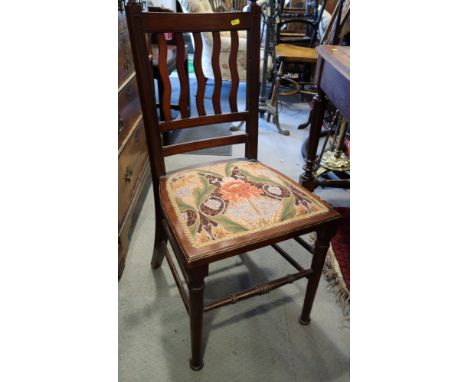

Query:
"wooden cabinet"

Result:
[[118, 3, 151, 279]]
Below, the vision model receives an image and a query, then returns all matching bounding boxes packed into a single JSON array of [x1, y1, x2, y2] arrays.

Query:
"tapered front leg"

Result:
[[188, 265, 208, 371], [299, 225, 338, 325], [151, 189, 167, 269]]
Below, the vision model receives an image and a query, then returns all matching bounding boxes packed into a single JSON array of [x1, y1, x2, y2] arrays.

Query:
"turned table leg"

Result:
[[299, 92, 325, 191]]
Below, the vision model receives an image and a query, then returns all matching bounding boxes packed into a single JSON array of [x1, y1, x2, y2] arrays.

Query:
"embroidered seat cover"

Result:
[[163, 160, 329, 249]]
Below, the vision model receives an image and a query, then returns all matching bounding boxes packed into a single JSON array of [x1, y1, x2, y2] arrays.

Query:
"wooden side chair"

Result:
[[266, 1, 328, 130], [125, 0, 341, 371]]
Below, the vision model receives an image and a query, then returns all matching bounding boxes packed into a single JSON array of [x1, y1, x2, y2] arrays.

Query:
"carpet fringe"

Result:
[[309, 233, 350, 319]]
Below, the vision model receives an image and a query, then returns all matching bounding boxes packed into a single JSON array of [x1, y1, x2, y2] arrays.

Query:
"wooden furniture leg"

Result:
[[151, 188, 167, 269], [188, 265, 208, 371], [266, 61, 290, 135], [299, 225, 337, 325], [298, 107, 313, 130], [299, 92, 325, 191]]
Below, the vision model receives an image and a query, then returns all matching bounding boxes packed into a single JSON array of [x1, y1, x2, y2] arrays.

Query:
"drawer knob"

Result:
[[125, 167, 133, 183], [123, 58, 130, 71]]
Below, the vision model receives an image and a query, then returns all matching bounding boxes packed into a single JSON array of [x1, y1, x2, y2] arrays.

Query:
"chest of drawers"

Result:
[[118, 3, 151, 279]]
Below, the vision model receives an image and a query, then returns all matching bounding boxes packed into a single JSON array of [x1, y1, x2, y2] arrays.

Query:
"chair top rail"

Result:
[[141, 11, 253, 33]]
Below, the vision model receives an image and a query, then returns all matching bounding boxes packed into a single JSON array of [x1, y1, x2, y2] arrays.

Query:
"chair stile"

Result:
[[125, 0, 340, 371]]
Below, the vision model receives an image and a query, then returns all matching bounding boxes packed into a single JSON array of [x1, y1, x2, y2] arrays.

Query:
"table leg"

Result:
[[299, 92, 325, 191]]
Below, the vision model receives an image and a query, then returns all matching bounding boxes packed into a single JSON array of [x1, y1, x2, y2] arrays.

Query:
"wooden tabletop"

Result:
[[316, 45, 350, 81]]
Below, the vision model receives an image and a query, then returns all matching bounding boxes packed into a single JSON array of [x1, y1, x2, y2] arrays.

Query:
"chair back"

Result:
[[276, 0, 327, 47], [125, 0, 261, 179]]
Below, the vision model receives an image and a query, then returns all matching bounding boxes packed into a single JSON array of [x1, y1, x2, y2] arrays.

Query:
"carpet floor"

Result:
[[119, 80, 350, 381]]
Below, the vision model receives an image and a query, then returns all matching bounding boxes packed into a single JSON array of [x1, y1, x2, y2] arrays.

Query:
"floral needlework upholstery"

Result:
[[163, 160, 329, 249]]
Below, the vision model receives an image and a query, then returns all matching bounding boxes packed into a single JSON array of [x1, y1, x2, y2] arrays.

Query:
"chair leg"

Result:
[[299, 226, 338, 325], [151, 197, 167, 269], [267, 61, 290, 135], [188, 266, 208, 371]]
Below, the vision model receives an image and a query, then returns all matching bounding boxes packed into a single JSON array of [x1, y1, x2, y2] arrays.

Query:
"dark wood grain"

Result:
[[193, 32, 207, 116], [300, 45, 350, 191], [118, 5, 151, 279], [162, 134, 248, 157], [141, 11, 252, 33], [229, 30, 239, 112], [244, 2, 261, 159], [159, 112, 248, 132], [211, 31, 222, 114], [118, 76, 141, 147], [156, 34, 173, 121], [175, 33, 190, 118], [118, 29, 135, 87], [125, 1, 341, 371]]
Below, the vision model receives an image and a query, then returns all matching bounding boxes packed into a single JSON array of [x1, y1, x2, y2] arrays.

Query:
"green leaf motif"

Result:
[[193, 187, 204, 208], [193, 175, 216, 209], [211, 214, 249, 233], [175, 197, 195, 212], [224, 161, 236, 177], [189, 215, 200, 237], [197, 169, 224, 178], [279, 195, 296, 221]]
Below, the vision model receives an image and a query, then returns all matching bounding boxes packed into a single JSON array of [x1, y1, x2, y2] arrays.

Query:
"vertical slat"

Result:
[[157, 34, 173, 121], [211, 31, 222, 114], [175, 33, 190, 118], [193, 32, 206, 116], [245, 2, 261, 159], [229, 30, 239, 112]]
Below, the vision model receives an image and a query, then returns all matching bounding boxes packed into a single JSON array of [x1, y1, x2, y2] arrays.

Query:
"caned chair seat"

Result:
[[160, 159, 333, 265], [275, 43, 318, 63]]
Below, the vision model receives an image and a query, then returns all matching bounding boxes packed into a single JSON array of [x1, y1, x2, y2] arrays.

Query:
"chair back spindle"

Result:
[[126, 0, 261, 176]]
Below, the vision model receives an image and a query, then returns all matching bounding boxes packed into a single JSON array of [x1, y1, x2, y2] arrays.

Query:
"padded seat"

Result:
[[160, 159, 333, 264]]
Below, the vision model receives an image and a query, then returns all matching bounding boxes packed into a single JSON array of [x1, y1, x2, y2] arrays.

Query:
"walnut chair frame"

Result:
[[125, 0, 340, 371]]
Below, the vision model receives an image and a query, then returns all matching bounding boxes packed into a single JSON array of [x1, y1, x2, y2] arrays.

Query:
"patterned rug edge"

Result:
[[309, 233, 350, 319]]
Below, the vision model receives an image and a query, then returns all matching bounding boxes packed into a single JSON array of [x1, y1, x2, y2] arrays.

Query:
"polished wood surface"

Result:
[[193, 32, 207, 116], [229, 30, 240, 112], [316, 45, 350, 79], [126, 1, 340, 370], [211, 31, 223, 114], [118, 120, 149, 226], [118, 3, 151, 278], [314, 45, 349, 121], [118, 76, 141, 146], [275, 43, 318, 62], [118, 29, 135, 86], [299, 45, 350, 190]]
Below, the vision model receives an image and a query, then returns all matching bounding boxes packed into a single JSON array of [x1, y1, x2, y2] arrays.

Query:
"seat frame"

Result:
[[125, 0, 340, 371]]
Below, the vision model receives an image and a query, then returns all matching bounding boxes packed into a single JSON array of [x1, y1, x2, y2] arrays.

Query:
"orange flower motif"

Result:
[[219, 180, 262, 203]]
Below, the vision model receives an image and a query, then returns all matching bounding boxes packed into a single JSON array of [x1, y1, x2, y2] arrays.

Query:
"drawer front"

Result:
[[118, 120, 148, 227], [118, 76, 141, 146], [118, 29, 135, 87], [118, 8, 127, 34]]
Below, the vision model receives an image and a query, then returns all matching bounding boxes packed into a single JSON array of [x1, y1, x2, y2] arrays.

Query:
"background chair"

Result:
[[126, 0, 340, 371], [266, 0, 351, 133]]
